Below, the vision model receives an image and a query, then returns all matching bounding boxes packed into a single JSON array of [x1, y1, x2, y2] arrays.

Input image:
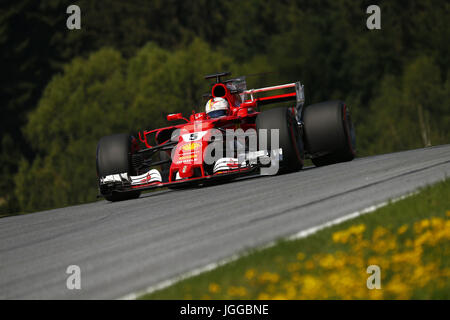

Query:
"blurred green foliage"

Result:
[[1, 0, 449, 214]]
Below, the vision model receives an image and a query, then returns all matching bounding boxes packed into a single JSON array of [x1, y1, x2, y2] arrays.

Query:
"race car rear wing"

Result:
[[241, 81, 305, 112]]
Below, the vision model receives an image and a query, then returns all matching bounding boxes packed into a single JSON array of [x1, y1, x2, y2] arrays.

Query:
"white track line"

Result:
[[119, 191, 417, 300]]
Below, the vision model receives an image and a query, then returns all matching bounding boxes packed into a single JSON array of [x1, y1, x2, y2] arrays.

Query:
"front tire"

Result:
[[96, 133, 141, 201]]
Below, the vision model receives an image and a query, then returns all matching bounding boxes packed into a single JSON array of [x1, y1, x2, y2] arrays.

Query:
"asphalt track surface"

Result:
[[1, 145, 450, 299]]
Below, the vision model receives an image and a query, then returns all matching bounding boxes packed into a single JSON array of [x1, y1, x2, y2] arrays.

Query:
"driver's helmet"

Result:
[[205, 97, 229, 118]]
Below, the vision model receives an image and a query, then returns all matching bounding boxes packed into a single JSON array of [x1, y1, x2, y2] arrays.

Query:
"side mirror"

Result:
[[167, 113, 183, 121]]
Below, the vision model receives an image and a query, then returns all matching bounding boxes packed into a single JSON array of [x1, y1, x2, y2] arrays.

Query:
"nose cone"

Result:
[[179, 165, 194, 178]]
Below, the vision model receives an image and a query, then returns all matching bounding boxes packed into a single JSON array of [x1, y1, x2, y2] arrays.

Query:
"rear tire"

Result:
[[302, 100, 356, 167], [96, 133, 141, 201], [255, 106, 304, 173]]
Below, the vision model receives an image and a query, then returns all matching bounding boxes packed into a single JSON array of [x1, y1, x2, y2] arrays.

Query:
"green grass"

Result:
[[141, 178, 450, 300]]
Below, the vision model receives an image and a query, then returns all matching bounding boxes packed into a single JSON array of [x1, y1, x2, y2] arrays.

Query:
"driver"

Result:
[[205, 97, 229, 118]]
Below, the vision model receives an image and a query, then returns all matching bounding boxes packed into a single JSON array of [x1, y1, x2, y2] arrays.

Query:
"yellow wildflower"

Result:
[[300, 275, 322, 297], [296, 252, 305, 260], [304, 260, 315, 270], [227, 286, 247, 297], [257, 292, 270, 300], [287, 262, 301, 272], [258, 272, 280, 284], [319, 254, 338, 269], [332, 224, 366, 244], [385, 276, 411, 299], [208, 283, 220, 294], [368, 289, 384, 300], [272, 294, 288, 300], [397, 224, 408, 235], [414, 219, 430, 234], [244, 269, 256, 280], [372, 226, 389, 241]]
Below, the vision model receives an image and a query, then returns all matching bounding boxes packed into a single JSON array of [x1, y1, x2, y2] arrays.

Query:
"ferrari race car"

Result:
[[96, 72, 356, 201]]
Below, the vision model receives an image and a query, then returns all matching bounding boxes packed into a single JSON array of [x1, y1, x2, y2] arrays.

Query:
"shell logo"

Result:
[[181, 142, 201, 152]]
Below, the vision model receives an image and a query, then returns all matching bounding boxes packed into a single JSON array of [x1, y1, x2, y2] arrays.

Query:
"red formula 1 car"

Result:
[[96, 72, 356, 201]]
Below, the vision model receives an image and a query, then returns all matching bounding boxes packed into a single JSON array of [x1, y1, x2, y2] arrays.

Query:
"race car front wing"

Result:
[[97, 148, 282, 198]]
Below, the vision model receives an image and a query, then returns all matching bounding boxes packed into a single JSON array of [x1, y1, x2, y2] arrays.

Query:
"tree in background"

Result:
[[14, 48, 128, 212], [0, 0, 67, 212], [361, 56, 450, 156]]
